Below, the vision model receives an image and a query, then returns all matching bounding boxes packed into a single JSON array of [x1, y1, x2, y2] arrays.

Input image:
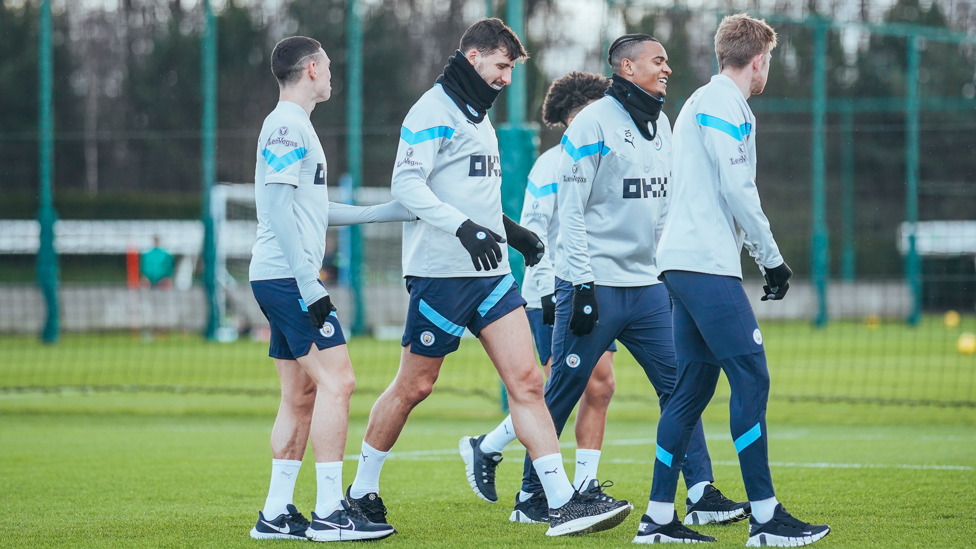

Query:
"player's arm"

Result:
[[521, 174, 557, 323], [327, 200, 417, 226], [390, 117, 505, 271], [262, 129, 333, 325], [557, 123, 602, 336], [698, 97, 790, 298], [389, 121, 468, 234]]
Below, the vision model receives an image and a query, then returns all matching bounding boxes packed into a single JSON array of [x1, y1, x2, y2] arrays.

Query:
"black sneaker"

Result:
[[249, 503, 310, 540], [509, 491, 548, 523], [684, 484, 751, 525], [580, 478, 624, 505], [345, 486, 394, 529], [306, 500, 395, 542], [546, 486, 633, 536], [459, 434, 503, 503], [746, 504, 829, 547], [633, 512, 717, 544]]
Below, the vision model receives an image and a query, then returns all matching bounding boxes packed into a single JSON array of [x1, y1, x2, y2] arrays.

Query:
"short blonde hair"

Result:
[[715, 14, 777, 71]]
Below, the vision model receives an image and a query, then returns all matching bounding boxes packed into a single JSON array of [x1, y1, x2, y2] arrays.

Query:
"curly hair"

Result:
[[542, 71, 610, 127]]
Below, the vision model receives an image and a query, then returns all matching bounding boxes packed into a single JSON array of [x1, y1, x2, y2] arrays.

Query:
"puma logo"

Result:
[[624, 136, 634, 147], [280, 471, 294, 479], [325, 475, 337, 484], [544, 468, 558, 475], [577, 461, 587, 466], [361, 453, 367, 461], [504, 425, 510, 435]]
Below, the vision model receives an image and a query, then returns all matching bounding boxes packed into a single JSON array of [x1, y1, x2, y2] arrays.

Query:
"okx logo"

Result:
[[623, 177, 667, 199], [469, 155, 501, 177]]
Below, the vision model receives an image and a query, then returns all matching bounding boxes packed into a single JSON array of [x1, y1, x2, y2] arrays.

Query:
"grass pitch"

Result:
[[1, 319, 975, 547], [1, 389, 974, 548]]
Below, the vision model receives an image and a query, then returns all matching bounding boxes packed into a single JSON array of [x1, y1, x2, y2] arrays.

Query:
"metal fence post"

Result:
[[347, 0, 367, 335], [810, 20, 829, 327], [37, 0, 59, 344], [905, 34, 922, 325], [840, 109, 856, 282], [201, 0, 219, 340]]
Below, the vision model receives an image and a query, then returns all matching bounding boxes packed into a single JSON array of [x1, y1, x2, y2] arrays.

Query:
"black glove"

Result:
[[761, 262, 793, 301], [502, 215, 545, 267], [456, 219, 506, 271], [569, 282, 598, 337], [541, 293, 556, 326], [307, 294, 337, 329]]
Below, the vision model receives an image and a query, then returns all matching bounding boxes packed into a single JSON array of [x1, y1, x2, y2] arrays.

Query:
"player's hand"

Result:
[[541, 293, 556, 326], [569, 282, 598, 337], [307, 294, 337, 328], [761, 262, 793, 301], [502, 215, 545, 267], [456, 219, 506, 271]]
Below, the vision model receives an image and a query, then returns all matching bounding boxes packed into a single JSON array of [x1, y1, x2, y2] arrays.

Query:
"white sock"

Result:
[[315, 461, 344, 517], [480, 415, 517, 454], [687, 481, 710, 504], [349, 441, 389, 499], [646, 500, 675, 525], [519, 490, 535, 502], [262, 459, 302, 518], [573, 449, 601, 490], [751, 496, 779, 523], [532, 453, 574, 509]]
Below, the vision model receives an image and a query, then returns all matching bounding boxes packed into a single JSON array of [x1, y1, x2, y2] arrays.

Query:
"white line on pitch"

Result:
[[343, 441, 972, 471]]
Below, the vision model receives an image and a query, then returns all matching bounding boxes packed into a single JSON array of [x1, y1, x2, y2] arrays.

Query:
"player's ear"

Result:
[[465, 48, 479, 65], [752, 53, 765, 71]]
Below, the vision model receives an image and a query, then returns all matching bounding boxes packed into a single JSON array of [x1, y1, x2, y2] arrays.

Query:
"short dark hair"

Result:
[[459, 18, 528, 62], [271, 36, 323, 86], [542, 72, 609, 127], [608, 34, 660, 73]]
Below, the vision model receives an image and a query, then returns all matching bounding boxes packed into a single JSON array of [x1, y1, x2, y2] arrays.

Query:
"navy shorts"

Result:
[[251, 278, 346, 360], [527, 307, 617, 366], [402, 274, 526, 358]]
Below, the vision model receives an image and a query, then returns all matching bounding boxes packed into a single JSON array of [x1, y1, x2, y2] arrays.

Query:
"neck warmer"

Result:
[[605, 74, 664, 140], [435, 50, 501, 123]]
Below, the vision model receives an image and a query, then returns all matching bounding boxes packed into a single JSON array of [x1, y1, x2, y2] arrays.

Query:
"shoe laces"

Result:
[[701, 486, 735, 506], [359, 494, 388, 520], [584, 479, 617, 502], [481, 453, 502, 483], [285, 512, 310, 529]]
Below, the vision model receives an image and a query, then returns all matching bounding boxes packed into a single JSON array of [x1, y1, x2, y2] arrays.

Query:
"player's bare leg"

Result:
[[362, 349, 445, 452], [575, 351, 615, 450], [478, 308, 560, 460]]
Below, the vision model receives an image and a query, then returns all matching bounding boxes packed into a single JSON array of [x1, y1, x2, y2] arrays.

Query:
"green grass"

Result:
[[1, 319, 975, 547], [1, 391, 974, 548], [2, 314, 975, 404]]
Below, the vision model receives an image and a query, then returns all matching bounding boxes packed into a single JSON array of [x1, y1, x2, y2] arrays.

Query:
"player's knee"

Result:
[[586, 372, 615, 405], [283, 382, 316, 412], [507, 364, 544, 402]]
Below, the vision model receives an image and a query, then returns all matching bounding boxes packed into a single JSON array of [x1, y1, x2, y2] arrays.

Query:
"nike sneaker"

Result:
[[684, 484, 751, 525], [250, 503, 310, 540], [459, 434, 503, 503], [306, 500, 395, 542], [509, 491, 548, 523], [746, 504, 830, 547], [546, 485, 633, 536], [632, 512, 717, 544]]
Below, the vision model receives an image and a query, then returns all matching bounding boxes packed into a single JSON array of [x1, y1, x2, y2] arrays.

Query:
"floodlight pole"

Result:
[[347, 0, 367, 335], [810, 19, 829, 327], [905, 34, 922, 325], [201, 0, 219, 340], [37, 0, 59, 344]]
